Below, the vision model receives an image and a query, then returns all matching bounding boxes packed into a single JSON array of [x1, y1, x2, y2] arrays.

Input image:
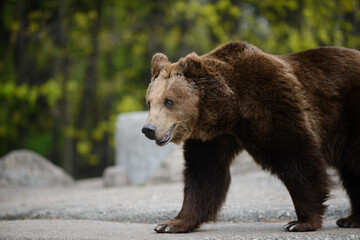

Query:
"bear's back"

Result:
[[279, 47, 360, 98]]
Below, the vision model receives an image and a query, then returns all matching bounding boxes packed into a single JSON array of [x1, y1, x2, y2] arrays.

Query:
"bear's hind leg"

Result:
[[279, 161, 330, 232], [337, 88, 360, 228], [154, 136, 240, 233], [337, 168, 360, 228], [264, 139, 330, 232]]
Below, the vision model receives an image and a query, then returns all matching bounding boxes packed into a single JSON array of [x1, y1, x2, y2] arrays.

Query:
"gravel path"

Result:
[[0, 171, 358, 239]]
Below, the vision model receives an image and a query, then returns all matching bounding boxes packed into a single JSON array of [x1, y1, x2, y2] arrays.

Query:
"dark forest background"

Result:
[[1, 0, 359, 178]]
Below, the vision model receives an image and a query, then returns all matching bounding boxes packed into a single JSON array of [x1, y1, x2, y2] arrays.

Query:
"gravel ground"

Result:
[[0, 172, 350, 223], [0, 219, 359, 240], [0, 171, 358, 239]]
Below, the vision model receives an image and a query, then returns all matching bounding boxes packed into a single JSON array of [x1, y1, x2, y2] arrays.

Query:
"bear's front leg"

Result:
[[155, 136, 241, 233]]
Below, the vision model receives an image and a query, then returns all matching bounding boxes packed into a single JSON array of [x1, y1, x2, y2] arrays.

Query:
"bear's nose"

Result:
[[142, 124, 156, 140]]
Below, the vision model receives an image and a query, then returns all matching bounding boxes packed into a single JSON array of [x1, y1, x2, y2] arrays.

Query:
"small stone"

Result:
[[102, 166, 128, 187]]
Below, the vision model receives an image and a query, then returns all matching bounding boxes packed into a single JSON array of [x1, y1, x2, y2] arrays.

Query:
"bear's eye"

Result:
[[164, 98, 174, 107], [147, 101, 151, 110]]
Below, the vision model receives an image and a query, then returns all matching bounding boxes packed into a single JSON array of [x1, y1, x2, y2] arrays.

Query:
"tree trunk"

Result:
[[14, 0, 27, 145], [352, 0, 359, 48], [74, 0, 102, 178], [101, 3, 116, 171], [51, 0, 74, 174], [15, 0, 26, 85]]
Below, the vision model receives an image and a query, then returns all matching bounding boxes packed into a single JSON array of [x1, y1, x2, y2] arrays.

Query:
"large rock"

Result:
[[149, 148, 260, 184], [115, 111, 260, 185], [149, 144, 184, 183], [115, 111, 181, 185], [0, 149, 73, 188]]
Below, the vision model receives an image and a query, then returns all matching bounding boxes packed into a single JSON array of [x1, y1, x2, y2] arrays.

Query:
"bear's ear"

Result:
[[151, 53, 170, 78], [179, 52, 207, 78]]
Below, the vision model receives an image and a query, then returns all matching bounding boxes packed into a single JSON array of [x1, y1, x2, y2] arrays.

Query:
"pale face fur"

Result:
[[144, 66, 200, 146]]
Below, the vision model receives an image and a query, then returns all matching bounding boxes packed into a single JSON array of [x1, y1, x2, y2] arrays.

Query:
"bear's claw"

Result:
[[154, 223, 188, 233], [283, 221, 301, 231], [154, 224, 176, 233], [154, 224, 168, 233], [283, 220, 321, 232], [154, 219, 196, 233]]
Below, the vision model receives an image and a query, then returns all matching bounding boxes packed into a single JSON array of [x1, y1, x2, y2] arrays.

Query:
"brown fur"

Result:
[[142, 41, 360, 233]]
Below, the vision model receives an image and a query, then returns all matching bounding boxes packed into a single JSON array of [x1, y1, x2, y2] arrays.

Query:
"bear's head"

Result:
[[142, 51, 236, 145], [141, 52, 206, 146]]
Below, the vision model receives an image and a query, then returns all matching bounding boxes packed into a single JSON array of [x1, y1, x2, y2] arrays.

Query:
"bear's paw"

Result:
[[283, 220, 322, 232], [336, 215, 360, 228], [154, 219, 197, 233]]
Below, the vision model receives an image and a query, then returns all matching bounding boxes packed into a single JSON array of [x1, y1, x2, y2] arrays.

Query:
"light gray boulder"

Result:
[[149, 148, 260, 184], [115, 111, 261, 185], [149, 144, 184, 183], [0, 149, 73, 188], [115, 111, 180, 185]]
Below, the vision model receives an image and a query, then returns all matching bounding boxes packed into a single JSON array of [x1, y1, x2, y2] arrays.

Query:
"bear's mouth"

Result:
[[155, 124, 176, 146]]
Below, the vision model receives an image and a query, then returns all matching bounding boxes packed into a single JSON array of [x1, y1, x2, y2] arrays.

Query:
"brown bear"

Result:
[[141, 41, 360, 233]]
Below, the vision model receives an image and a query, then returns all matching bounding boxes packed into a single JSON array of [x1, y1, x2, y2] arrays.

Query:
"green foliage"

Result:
[[1, 0, 359, 178], [23, 133, 52, 156]]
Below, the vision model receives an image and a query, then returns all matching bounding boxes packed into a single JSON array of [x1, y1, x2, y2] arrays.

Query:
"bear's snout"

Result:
[[142, 124, 156, 140]]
